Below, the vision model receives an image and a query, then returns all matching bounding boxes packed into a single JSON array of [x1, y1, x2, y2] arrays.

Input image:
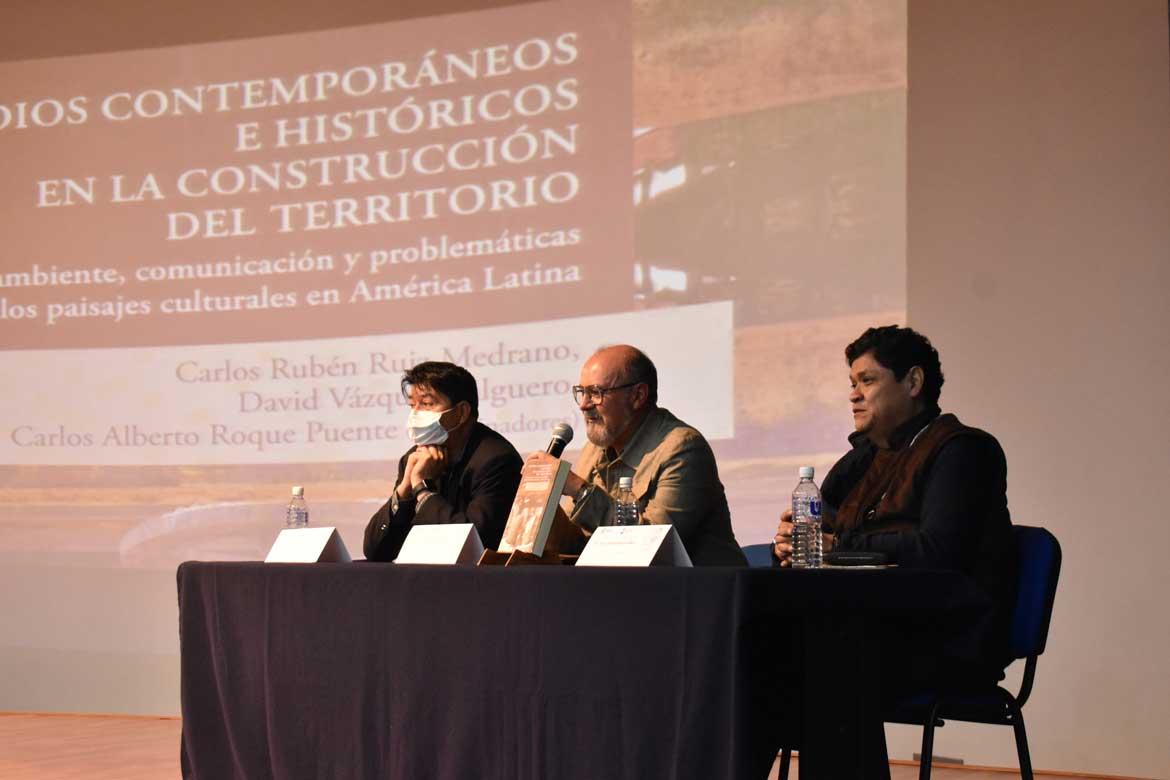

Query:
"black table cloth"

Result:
[[178, 563, 987, 780]]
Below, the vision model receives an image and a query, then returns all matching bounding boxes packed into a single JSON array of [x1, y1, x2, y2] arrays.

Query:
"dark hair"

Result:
[[401, 361, 478, 416], [845, 325, 944, 406], [621, 347, 659, 406]]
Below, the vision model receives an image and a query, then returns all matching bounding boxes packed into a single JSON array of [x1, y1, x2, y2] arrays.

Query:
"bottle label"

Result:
[[810, 499, 822, 518]]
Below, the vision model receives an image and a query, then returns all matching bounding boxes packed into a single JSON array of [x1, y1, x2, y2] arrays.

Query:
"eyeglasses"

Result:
[[571, 382, 639, 405]]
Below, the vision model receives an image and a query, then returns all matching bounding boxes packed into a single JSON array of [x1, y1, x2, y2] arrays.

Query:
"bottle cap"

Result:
[[798, 466, 814, 479], [291, 486, 304, 497], [618, 476, 633, 489]]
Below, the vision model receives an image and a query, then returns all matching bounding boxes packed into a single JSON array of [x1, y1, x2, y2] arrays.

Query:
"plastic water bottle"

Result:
[[613, 476, 640, 526], [285, 486, 309, 528], [791, 466, 822, 568]]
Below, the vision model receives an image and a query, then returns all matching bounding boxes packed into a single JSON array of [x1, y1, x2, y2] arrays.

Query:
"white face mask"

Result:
[[407, 408, 452, 446]]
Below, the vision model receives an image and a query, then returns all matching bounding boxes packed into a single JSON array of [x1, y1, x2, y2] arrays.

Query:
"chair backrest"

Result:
[[741, 543, 775, 568], [1009, 525, 1062, 660]]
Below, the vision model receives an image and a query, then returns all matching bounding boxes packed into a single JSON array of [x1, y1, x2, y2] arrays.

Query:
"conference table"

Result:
[[177, 562, 988, 780]]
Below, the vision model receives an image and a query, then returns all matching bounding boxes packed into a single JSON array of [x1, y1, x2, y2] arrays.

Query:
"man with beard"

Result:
[[556, 344, 746, 566]]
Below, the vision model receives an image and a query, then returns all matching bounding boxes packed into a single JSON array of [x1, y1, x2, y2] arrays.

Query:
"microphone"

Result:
[[544, 423, 574, 458]]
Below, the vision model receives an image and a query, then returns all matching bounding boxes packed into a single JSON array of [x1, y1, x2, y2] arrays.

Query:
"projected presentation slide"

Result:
[[0, 0, 905, 569]]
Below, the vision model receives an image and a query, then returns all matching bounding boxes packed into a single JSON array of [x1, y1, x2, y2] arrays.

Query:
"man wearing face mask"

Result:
[[363, 361, 523, 562]]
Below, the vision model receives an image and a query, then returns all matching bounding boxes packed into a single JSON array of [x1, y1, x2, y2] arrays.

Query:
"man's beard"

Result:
[[584, 417, 616, 448]]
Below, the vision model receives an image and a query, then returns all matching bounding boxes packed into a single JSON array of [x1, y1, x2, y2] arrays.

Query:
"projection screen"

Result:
[[0, 0, 905, 710]]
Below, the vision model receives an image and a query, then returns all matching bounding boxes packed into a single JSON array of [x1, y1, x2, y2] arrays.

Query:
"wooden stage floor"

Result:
[[0, 711, 1130, 780]]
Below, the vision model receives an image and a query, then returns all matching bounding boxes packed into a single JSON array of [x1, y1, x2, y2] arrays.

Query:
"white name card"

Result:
[[576, 525, 693, 568], [264, 527, 352, 563], [395, 523, 484, 566]]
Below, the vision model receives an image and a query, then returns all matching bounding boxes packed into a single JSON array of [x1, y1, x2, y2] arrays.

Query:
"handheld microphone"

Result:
[[544, 423, 574, 458]]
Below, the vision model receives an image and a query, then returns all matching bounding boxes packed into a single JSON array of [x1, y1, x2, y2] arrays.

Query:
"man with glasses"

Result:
[[557, 344, 746, 566]]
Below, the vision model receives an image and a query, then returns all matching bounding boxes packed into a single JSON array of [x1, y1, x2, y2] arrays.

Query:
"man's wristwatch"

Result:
[[390, 488, 416, 516], [573, 482, 594, 504], [414, 478, 438, 498]]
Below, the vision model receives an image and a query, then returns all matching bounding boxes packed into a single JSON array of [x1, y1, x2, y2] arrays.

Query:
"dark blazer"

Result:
[[363, 422, 523, 561]]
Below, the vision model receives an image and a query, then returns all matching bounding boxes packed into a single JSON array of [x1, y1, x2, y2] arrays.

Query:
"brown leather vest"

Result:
[[832, 413, 988, 536]]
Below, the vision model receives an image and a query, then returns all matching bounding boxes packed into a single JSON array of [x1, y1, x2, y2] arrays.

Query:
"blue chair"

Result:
[[778, 525, 1061, 780], [741, 542, 776, 568], [885, 525, 1062, 780]]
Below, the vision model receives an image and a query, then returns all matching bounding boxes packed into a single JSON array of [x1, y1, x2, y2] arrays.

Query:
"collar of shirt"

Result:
[[447, 428, 472, 466], [606, 408, 661, 464], [847, 404, 942, 452], [591, 407, 664, 489]]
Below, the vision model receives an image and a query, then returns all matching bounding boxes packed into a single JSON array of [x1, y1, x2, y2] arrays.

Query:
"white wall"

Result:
[[903, 1, 1170, 776]]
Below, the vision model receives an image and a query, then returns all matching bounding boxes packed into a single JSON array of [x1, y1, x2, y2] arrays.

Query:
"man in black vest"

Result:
[[774, 325, 1017, 686]]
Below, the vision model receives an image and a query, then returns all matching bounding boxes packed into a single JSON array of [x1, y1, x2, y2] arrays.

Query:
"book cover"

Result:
[[498, 456, 572, 556]]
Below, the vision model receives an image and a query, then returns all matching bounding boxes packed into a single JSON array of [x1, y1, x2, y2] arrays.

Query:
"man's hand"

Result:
[[773, 508, 794, 567], [410, 445, 448, 491], [774, 508, 836, 566], [395, 450, 421, 500], [525, 451, 586, 497]]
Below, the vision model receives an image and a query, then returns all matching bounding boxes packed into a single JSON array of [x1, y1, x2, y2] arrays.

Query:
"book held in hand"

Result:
[[498, 455, 572, 556]]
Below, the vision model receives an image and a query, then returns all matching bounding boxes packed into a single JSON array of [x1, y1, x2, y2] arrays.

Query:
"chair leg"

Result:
[[918, 703, 941, 780], [1010, 702, 1034, 780], [778, 747, 792, 780]]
